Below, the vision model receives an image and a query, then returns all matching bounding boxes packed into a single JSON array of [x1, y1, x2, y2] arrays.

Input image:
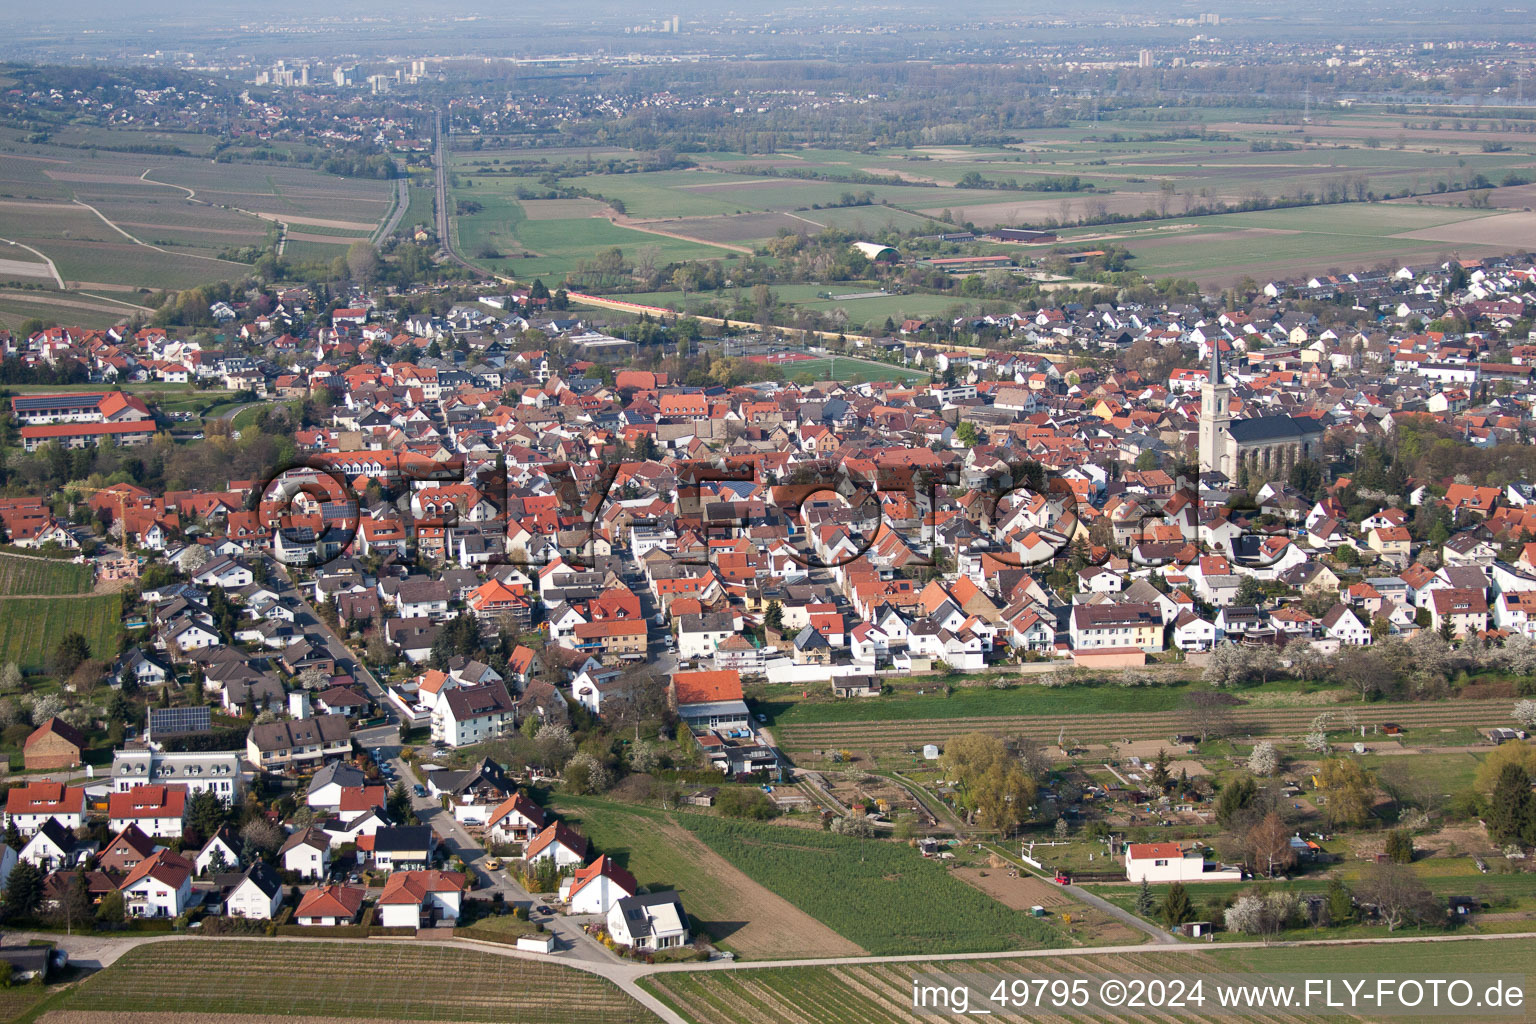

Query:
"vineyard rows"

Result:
[[777, 698, 1514, 751], [0, 553, 90, 596], [646, 943, 1536, 1024], [0, 594, 120, 671], [684, 817, 1066, 955], [64, 941, 652, 1023]]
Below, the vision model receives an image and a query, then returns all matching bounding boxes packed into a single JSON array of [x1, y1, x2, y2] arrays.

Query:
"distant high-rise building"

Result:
[[1138, 49, 1153, 68], [671, 15, 681, 32], [299, 64, 310, 86]]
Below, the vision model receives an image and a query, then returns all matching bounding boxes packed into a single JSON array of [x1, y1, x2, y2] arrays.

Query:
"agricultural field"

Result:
[[642, 938, 1536, 1024], [457, 112, 1536, 300], [768, 686, 1515, 761], [1085, 863, 1536, 943], [450, 186, 743, 284], [52, 940, 653, 1023], [682, 815, 1067, 955], [1059, 201, 1520, 288], [0, 125, 393, 301], [0, 593, 120, 671], [552, 795, 865, 959], [0, 553, 91, 596]]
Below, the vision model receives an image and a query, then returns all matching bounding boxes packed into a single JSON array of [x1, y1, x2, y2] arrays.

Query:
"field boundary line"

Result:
[[0, 238, 64, 287], [70, 198, 245, 265]]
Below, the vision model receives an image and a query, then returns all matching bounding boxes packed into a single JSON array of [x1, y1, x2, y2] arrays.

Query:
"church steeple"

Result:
[[1210, 339, 1222, 386]]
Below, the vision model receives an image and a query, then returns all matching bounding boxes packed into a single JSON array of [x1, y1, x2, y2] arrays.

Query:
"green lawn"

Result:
[[0, 594, 120, 671], [53, 941, 651, 1023], [774, 356, 926, 385]]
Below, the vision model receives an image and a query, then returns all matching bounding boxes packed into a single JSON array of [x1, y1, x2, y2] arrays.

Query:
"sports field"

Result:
[[752, 355, 926, 385]]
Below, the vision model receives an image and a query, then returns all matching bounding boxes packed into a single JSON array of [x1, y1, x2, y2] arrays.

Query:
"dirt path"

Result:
[[0, 239, 64, 287], [656, 819, 867, 959], [608, 216, 754, 255]]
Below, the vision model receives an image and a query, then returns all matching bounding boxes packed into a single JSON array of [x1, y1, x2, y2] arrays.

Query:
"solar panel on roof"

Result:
[[12, 394, 105, 412], [147, 705, 212, 736]]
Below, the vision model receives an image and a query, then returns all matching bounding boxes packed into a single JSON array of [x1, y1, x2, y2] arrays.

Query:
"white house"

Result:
[[192, 557, 254, 589], [107, 785, 186, 839], [4, 782, 85, 836], [19, 820, 88, 872], [486, 792, 547, 846], [1321, 604, 1371, 645], [279, 827, 332, 880], [1171, 611, 1217, 652], [525, 822, 589, 867], [195, 828, 242, 875], [606, 891, 689, 951], [305, 763, 367, 811], [120, 849, 195, 918], [1123, 842, 1243, 883], [431, 683, 516, 748], [562, 855, 637, 915], [225, 863, 285, 920], [295, 883, 365, 926], [377, 870, 464, 928]]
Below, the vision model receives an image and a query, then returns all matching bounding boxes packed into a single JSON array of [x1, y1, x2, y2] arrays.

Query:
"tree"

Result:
[[48, 870, 93, 934], [1149, 747, 1173, 793], [1204, 642, 1258, 686], [1513, 699, 1536, 731], [955, 421, 982, 448], [95, 889, 125, 924], [716, 787, 777, 820], [763, 601, 783, 634], [534, 722, 576, 769], [238, 818, 285, 859], [940, 732, 1037, 833], [1384, 829, 1415, 864], [1247, 741, 1280, 777], [1235, 575, 1266, 608], [185, 790, 228, 843], [387, 781, 412, 823], [105, 688, 133, 724], [1160, 882, 1194, 927], [1316, 757, 1375, 828], [1474, 740, 1536, 794], [3, 819, 21, 852], [565, 752, 612, 795], [1326, 879, 1355, 926], [1216, 774, 1258, 828], [1135, 879, 1154, 917], [1358, 861, 1437, 931], [628, 741, 661, 774], [2, 861, 42, 920], [1246, 812, 1297, 878], [1333, 646, 1393, 702], [1485, 762, 1536, 846], [0, 663, 21, 694], [1180, 691, 1236, 743], [51, 631, 92, 678], [345, 240, 379, 283]]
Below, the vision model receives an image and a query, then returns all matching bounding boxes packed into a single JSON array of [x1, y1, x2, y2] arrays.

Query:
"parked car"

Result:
[[413, 784, 426, 798]]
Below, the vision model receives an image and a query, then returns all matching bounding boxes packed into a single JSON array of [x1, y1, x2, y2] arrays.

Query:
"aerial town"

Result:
[[0, 1, 1533, 1022]]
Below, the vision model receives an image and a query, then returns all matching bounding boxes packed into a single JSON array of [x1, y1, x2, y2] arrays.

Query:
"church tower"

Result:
[[1198, 342, 1232, 476]]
